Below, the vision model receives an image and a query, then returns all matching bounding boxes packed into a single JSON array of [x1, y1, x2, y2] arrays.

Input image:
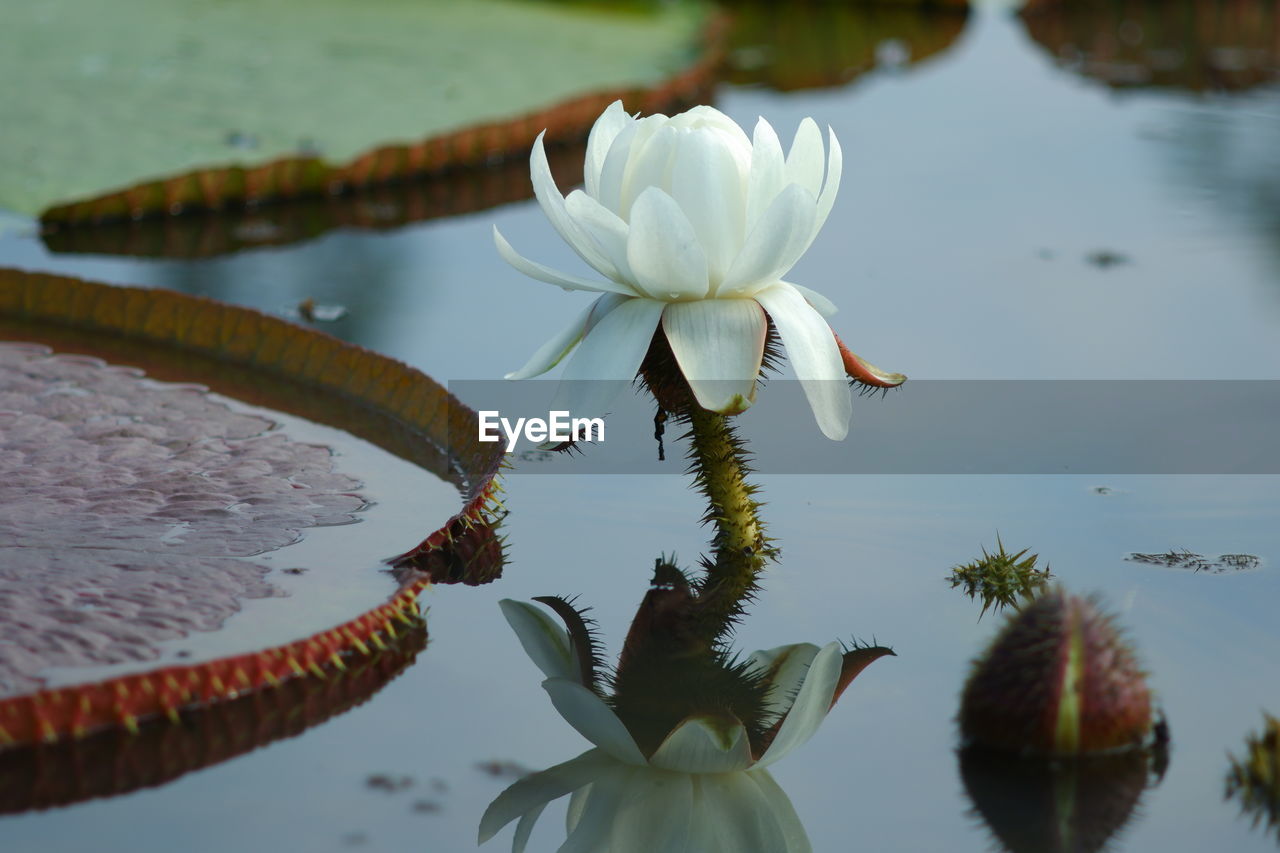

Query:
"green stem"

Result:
[[684, 404, 770, 645]]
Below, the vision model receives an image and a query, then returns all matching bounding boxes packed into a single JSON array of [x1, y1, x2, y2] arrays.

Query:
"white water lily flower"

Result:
[[495, 100, 869, 440], [479, 599, 867, 853]]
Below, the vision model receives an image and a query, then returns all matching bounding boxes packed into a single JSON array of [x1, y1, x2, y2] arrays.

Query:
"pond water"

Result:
[[2, 2, 1279, 852]]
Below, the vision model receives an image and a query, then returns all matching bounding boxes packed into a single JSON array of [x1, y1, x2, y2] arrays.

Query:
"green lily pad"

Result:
[[0, 0, 707, 222]]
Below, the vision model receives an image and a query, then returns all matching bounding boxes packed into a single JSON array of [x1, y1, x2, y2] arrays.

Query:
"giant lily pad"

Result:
[[1, 0, 719, 225], [0, 269, 504, 746]]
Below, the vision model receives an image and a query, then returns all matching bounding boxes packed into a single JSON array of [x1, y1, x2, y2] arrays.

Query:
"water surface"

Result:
[[1, 3, 1278, 851]]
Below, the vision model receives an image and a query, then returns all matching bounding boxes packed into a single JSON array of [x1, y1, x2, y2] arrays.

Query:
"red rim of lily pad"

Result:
[[0, 269, 505, 747], [0, 623, 428, 814], [39, 141, 590, 260]]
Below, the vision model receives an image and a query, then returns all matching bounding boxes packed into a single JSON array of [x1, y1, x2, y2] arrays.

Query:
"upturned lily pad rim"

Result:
[[0, 269, 504, 746]]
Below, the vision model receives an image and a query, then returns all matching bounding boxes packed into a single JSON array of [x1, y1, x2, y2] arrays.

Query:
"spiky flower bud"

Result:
[[959, 589, 1159, 755]]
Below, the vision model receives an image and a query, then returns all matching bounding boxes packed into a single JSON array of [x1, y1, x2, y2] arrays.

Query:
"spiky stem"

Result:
[[684, 404, 771, 645], [638, 329, 775, 646]]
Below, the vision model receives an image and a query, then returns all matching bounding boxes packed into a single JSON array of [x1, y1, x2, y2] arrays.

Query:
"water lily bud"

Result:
[[959, 589, 1159, 755]]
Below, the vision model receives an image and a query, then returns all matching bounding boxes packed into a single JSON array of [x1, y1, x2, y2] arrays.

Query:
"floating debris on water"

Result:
[[1087, 249, 1130, 268], [366, 773, 415, 793], [1127, 549, 1260, 573], [296, 298, 349, 322], [475, 760, 531, 780]]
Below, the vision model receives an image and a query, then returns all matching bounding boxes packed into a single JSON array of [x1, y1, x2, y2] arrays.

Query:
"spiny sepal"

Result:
[[531, 594, 610, 698]]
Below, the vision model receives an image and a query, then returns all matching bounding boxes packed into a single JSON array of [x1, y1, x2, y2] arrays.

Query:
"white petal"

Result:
[[683, 790, 718, 853], [626, 187, 710, 301], [558, 292, 665, 379], [566, 784, 591, 833], [669, 127, 746, 287], [807, 127, 842, 249], [542, 678, 647, 766], [506, 293, 629, 380], [747, 770, 813, 852], [607, 769, 694, 853], [748, 643, 822, 722], [649, 715, 754, 773], [531, 132, 619, 279], [560, 766, 636, 853], [599, 115, 667, 216], [661, 299, 765, 415], [668, 105, 751, 145], [499, 599, 580, 682], [753, 284, 850, 441], [746, 118, 786, 239], [784, 118, 825, 199], [618, 123, 679, 221], [478, 748, 613, 844], [756, 642, 842, 768], [596, 120, 640, 214], [494, 226, 637, 297], [695, 771, 805, 853], [585, 100, 633, 200], [785, 282, 837, 318], [549, 297, 664, 420], [513, 803, 547, 853], [565, 190, 634, 284], [718, 184, 816, 297]]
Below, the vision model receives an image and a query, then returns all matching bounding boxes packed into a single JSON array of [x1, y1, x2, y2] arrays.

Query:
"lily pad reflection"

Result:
[[1020, 0, 1280, 94], [724, 0, 969, 92]]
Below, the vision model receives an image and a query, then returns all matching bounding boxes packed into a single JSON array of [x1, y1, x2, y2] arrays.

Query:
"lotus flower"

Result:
[[495, 101, 903, 441], [479, 599, 893, 852]]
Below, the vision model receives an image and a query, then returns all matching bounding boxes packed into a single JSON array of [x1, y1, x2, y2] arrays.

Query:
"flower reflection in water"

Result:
[[479, 561, 893, 852]]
